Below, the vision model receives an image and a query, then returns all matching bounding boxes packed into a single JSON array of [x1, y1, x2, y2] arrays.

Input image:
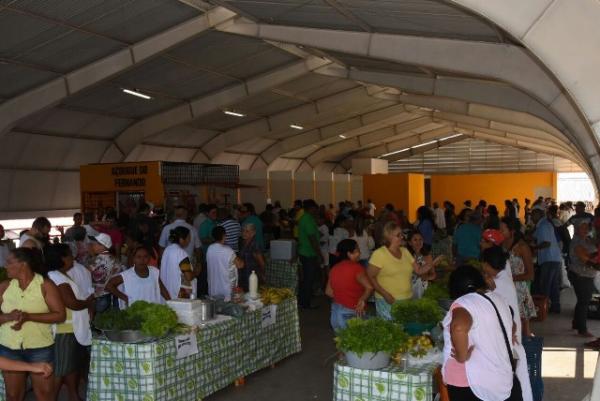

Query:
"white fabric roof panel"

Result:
[[211, 152, 257, 170], [16, 29, 124, 73], [275, 74, 359, 101], [166, 31, 300, 80], [112, 57, 237, 100], [190, 110, 261, 132], [14, 108, 133, 139], [226, 137, 276, 154], [144, 126, 219, 148], [0, 63, 59, 98], [61, 85, 183, 119], [73, 0, 201, 43], [230, 92, 306, 117], [0, 9, 68, 57], [6, 170, 80, 211], [226, 0, 363, 31], [125, 144, 197, 163], [339, 0, 500, 41]]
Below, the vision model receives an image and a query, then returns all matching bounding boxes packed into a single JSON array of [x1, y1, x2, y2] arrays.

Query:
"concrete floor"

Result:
[[42, 288, 599, 400]]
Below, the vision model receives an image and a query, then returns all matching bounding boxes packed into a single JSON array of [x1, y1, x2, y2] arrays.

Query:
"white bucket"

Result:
[[345, 351, 390, 370]]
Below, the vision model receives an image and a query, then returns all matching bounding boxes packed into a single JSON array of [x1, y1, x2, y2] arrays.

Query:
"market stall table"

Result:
[[333, 361, 438, 401], [0, 298, 300, 401], [265, 258, 298, 292]]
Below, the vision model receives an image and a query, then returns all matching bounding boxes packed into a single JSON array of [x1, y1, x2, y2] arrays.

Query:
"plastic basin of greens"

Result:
[[345, 351, 390, 370], [403, 322, 436, 336]]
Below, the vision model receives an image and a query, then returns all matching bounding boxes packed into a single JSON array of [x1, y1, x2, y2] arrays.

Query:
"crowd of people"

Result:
[[0, 194, 596, 401]]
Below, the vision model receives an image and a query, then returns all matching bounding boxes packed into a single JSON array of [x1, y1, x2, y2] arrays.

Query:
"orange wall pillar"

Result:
[[430, 172, 557, 217], [362, 173, 425, 221]]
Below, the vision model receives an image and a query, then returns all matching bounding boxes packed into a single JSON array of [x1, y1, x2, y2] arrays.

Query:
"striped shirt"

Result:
[[219, 218, 241, 253]]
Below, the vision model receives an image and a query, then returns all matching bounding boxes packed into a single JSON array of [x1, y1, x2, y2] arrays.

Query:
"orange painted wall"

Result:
[[362, 173, 424, 221], [430, 172, 557, 217]]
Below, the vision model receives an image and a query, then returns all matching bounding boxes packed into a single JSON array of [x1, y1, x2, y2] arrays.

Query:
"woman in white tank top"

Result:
[[442, 265, 520, 401], [106, 247, 170, 308]]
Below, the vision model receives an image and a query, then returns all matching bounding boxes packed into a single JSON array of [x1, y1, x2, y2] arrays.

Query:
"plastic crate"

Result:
[[523, 336, 544, 401]]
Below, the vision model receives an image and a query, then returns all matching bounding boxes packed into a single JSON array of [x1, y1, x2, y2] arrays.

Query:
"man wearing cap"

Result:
[[531, 204, 563, 314], [88, 233, 122, 312]]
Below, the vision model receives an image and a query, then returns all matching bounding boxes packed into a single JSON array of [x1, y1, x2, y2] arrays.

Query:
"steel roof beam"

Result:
[[217, 19, 598, 181], [0, 7, 237, 139], [110, 56, 331, 160], [198, 85, 387, 160]]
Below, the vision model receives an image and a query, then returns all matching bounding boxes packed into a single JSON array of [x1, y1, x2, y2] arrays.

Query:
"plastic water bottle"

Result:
[[249, 271, 258, 299]]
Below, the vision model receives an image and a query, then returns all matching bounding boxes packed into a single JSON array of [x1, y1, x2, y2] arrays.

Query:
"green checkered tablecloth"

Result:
[[333, 362, 438, 401], [0, 298, 301, 401], [265, 258, 299, 292]]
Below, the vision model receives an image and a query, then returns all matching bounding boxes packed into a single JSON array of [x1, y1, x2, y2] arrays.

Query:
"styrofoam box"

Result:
[[174, 310, 203, 326], [167, 299, 203, 313], [270, 239, 297, 260]]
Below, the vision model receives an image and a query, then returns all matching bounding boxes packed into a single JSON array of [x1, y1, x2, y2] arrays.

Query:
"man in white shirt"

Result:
[[433, 202, 446, 229], [367, 199, 376, 217], [159, 206, 201, 263]]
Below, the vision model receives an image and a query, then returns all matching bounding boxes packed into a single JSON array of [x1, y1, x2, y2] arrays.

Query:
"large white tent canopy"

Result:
[[1, 0, 599, 216]]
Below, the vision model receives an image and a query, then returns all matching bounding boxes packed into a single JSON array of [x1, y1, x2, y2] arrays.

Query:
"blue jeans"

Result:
[[330, 302, 358, 331], [538, 261, 562, 312], [375, 297, 393, 320]]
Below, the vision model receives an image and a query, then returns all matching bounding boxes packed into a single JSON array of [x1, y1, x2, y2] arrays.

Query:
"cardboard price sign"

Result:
[[261, 304, 278, 328], [175, 333, 199, 359]]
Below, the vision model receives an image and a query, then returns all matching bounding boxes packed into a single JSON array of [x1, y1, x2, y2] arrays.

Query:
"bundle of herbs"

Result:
[[335, 318, 408, 357], [391, 298, 443, 325], [93, 301, 178, 338]]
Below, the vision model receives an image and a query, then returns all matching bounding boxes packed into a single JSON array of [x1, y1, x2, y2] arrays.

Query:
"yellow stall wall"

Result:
[[430, 172, 557, 217], [80, 161, 164, 207], [362, 173, 424, 221]]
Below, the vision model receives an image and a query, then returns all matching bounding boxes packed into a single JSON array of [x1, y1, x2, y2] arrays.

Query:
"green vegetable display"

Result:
[[391, 298, 443, 325], [127, 301, 179, 338], [422, 282, 449, 301], [94, 309, 141, 331], [93, 301, 178, 338], [335, 318, 408, 357]]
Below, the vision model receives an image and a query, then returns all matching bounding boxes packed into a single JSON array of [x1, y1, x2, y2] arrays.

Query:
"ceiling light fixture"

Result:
[[381, 148, 410, 157], [412, 140, 438, 149], [223, 110, 245, 117], [439, 133, 463, 141], [339, 134, 347, 139], [122, 88, 152, 100], [290, 124, 304, 130]]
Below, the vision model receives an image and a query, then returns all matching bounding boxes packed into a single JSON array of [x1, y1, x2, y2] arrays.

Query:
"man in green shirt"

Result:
[[297, 199, 323, 309]]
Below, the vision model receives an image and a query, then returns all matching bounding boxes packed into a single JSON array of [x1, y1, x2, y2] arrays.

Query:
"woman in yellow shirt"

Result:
[[368, 222, 432, 319], [0, 248, 65, 401]]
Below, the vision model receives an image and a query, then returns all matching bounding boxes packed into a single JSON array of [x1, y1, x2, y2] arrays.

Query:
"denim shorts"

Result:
[[330, 302, 359, 332], [0, 344, 54, 364]]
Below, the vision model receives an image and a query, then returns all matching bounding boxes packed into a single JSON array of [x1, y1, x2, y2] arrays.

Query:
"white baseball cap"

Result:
[[88, 233, 113, 249]]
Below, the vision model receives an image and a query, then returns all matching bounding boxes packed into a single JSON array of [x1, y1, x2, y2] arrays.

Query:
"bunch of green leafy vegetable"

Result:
[[335, 318, 408, 357], [391, 298, 443, 325], [423, 282, 450, 301], [127, 301, 179, 337], [93, 309, 141, 331], [93, 301, 178, 338]]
